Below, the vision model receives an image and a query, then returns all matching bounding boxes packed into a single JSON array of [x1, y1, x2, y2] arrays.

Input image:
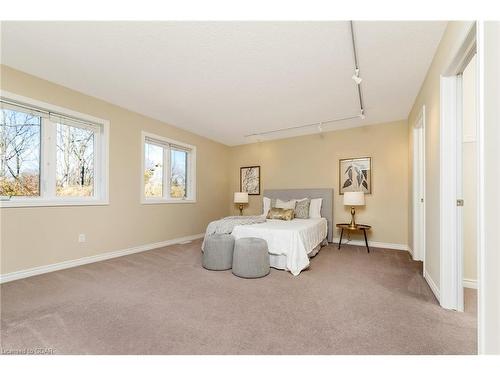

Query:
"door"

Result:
[[412, 107, 425, 266], [459, 53, 478, 313]]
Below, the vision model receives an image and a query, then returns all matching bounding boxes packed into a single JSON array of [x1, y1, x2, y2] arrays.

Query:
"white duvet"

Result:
[[231, 218, 328, 276]]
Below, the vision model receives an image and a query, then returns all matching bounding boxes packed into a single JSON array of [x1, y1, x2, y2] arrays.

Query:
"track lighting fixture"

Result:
[[244, 21, 366, 139]]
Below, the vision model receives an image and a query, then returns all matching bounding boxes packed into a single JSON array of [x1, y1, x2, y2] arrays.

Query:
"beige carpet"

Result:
[[0, 240, 477, 354]]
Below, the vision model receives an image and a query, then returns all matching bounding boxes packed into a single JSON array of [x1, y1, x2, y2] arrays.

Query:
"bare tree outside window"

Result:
[[170, 149, 187, 198], [0, 109, 41, 197], [144, 142, 163, 197], [56, 123, 95, 197]]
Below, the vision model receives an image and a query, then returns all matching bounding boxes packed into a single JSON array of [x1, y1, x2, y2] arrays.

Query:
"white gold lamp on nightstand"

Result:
[[344, 191, 365, 229], [234, 192, 249, 215]]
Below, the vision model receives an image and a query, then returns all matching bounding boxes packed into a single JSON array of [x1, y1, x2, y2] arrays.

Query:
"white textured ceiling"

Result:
[[0, 21, 446, 145]]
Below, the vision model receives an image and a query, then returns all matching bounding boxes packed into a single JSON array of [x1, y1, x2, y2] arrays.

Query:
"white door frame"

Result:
[[412, 106, 426, 268], [477, 20, 500, 355], [439, 23, 477, 311]]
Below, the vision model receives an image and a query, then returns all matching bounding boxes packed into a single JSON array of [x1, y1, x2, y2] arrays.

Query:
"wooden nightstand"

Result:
[[336, 223, 372, 253]]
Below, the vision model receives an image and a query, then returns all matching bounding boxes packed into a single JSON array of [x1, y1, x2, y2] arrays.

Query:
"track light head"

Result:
[[352, 73, 363, 85]]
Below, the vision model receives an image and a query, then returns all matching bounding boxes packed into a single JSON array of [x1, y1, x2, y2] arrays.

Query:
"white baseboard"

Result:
[[408, 248, 425, 262], [0, 233, 204, 284], [463, 278, 478, 289], [332, 237, 409, 251], [424, 270, 441, 302]]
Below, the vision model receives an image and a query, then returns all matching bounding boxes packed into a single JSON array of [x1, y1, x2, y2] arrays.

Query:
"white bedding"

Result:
[[231, 218, 328, 276]]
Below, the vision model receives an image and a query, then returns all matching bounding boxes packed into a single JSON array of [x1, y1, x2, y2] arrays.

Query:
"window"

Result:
[[0, 92, 109, 207], [142, 132, 196, 203], [0, 108, 41, 197], [144, 142, 163, 198], [170, 148, 188, 198], [56, 122, 95, 197]]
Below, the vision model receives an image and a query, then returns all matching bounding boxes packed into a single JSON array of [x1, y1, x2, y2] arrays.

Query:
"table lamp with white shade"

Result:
[[344, 191, 365, 229], [234, 192, 249, 215]]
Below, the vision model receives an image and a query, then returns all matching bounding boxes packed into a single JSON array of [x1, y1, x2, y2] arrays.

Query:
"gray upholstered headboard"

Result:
[[263, 188, 334, 242]]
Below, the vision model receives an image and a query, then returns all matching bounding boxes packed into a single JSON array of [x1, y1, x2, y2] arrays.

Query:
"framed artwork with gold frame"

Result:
[[339, 157, 371, 194]]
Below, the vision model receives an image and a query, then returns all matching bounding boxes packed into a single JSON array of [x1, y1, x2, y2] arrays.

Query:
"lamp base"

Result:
[[348, 206, 357, 229], [238, 204, 244, 216]]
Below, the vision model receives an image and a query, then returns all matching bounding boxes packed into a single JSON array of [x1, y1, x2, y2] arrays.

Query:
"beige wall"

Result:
[[0, 66, 231, 275], [0, 67, 410, 275], [462, 54, 477, 282], [229, 120, 409, 246], [408, 21, 475, 289]]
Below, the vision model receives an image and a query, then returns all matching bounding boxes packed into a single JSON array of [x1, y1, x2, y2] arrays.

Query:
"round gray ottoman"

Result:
[[232, 237, 270, 278], [202, 234, 235, 271]]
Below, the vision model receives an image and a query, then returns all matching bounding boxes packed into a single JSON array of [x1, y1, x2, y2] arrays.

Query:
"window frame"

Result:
[[141, 131, 196, 204], [0, 91, 110, 208]]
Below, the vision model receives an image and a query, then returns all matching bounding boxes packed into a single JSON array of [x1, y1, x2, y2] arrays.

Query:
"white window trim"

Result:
[[141, 131, 196, 204], [0, 90, 110, 208]]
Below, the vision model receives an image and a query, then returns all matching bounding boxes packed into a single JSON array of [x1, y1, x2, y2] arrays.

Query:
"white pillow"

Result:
[[275, 198, 296, 210], [309, 198, 323, 218], [262, 197, 271, 216]]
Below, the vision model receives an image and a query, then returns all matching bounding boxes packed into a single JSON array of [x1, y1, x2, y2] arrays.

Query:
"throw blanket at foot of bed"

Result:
[[202, 216, 266, 251]]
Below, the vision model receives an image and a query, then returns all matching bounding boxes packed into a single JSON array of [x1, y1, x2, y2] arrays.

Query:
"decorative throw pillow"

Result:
[[309, 198, 323, 218], [275, 198, 297, 210], [262, 197, 271, 216], [294, 198, 310, 219], [266, 207, 295, 221]]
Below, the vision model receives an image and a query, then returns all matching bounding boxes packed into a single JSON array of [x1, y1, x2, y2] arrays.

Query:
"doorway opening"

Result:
[[439, 23, 478, 316]]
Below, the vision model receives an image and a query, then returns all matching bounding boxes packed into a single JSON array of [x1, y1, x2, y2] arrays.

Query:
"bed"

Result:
[[232, 188, 333, 276]]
